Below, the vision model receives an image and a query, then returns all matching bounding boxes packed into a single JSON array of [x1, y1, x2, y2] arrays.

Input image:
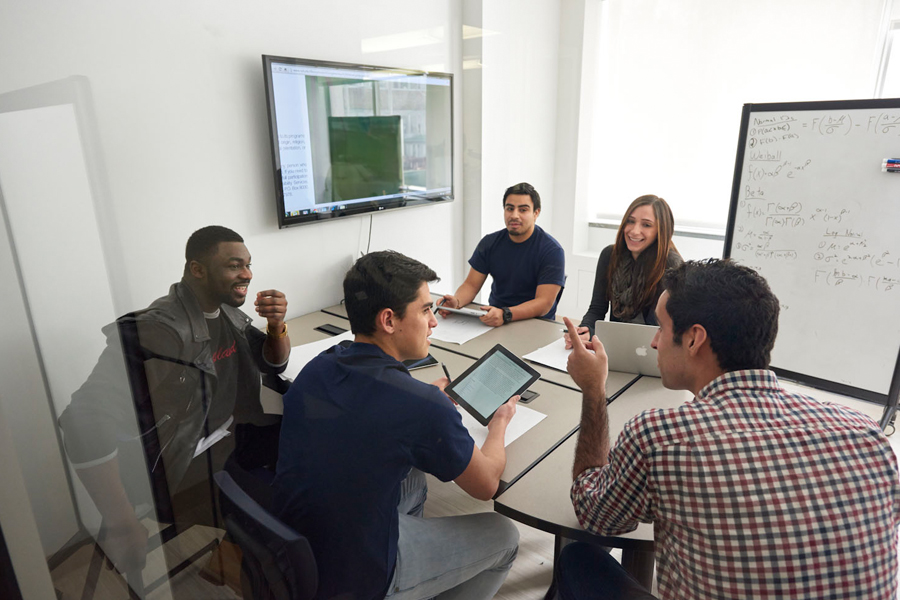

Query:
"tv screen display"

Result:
[[262, 55, 454, 228]]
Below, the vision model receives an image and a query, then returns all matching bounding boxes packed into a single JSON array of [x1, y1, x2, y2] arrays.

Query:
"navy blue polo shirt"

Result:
[[273, 342, 474, 600], [469, 225, 566, 319]]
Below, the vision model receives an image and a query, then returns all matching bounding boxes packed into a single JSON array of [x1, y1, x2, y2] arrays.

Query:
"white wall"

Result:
[[451, 0, 563, 303], [549, 0, 600, 322], [0, 0, 466, 321], [481, 0, 561, 236]]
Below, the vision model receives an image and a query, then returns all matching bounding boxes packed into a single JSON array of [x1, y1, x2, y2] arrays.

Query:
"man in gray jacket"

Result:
[[59, 225, 290, 572]]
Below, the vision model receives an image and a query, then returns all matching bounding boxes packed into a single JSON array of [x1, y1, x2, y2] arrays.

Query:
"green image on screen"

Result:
[[328, 115, 403, 202]]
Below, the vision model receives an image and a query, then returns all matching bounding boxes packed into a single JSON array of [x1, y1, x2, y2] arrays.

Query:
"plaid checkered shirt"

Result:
[[571, 370, 900, 599]]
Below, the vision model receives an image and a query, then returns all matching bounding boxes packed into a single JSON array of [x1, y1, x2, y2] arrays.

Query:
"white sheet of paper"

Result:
[[431, 313, 493, 344], [282, 331, 355, 381], [523, 337, 572, 373], [194, 415, 233, 458], [458, 404, 546, 448]]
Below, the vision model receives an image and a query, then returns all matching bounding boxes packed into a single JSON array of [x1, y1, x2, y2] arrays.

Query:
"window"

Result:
[[876, 21, 900, 97], [587, 0, 887, 230]]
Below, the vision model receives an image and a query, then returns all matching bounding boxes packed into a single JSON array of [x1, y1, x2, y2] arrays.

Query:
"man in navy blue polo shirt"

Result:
[[440, 182, 565, 325], [274, 250, 520, 600]]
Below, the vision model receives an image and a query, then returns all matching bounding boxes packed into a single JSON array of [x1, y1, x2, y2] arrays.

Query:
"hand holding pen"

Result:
[[435, 295, 459, 318], [436, 363, 457, 405], [562, 323, 591, 349]]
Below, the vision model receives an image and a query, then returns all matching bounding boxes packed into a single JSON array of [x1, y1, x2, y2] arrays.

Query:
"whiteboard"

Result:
[[725, 100, 900, 402]]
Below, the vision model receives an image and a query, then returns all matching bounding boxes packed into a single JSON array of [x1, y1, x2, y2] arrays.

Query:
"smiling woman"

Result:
[[566, 195, 682, 346]]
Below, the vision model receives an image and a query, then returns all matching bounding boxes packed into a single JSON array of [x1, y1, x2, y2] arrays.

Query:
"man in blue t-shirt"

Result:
[[274, 250, 520, 600], [440, 182, 566, 324]]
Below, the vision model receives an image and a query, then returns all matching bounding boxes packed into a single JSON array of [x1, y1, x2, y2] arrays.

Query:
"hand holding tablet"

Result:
[[444, 344, 540, 425]]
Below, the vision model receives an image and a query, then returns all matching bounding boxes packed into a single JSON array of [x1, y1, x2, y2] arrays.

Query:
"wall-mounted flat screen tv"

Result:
[[262, 55, 454, 228]]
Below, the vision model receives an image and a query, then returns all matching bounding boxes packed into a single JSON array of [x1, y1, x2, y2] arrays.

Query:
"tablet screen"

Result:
[[446, 345, 540, 425]]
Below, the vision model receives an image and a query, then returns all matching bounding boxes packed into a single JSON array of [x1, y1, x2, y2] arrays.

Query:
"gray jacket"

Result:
[[59, 281, 283, 497]]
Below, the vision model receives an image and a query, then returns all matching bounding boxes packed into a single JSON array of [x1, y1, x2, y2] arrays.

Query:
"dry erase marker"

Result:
[[441, 363, 452, 381], [882, 158, 900, 172]]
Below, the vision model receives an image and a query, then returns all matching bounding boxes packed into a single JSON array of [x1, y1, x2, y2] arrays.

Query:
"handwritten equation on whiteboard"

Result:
[[747, 112, 900, 148], [733, 111, 900, 297]]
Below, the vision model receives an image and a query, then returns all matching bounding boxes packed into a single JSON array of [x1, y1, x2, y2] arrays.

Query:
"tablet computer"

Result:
[[403, 354, 439, 371], [436, 305, 485, 318], [445, 344, 540, 426]]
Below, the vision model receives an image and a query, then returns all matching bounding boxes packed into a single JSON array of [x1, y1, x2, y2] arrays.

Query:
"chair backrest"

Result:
[[556, 274, 567, 305], [115, 315, 178, 525], [213, 471, 318, 600]]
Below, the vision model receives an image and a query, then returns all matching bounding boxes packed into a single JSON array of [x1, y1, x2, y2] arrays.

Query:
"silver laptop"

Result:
[[595, 320, 660, 377]]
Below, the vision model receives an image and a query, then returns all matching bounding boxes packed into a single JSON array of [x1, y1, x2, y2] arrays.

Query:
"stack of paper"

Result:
[[281, 331, 355, 381], [459, 404, 546, 448], [431, 313, 493, 344], [523, 337, 572, 373]]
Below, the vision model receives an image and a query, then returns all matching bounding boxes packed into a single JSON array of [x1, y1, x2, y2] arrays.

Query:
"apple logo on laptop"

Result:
[[635, 346, 649, 357]]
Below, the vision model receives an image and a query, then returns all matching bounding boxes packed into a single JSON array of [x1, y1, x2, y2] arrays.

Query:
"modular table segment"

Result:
[[493, 376, 694, 588], [365, 345, 584, 492], [283, 311, 350, 344], [436, 316, 581, 391], [493, 435, 656, 584], [401, 348, 638, 494], [321, 301, 349, 319]]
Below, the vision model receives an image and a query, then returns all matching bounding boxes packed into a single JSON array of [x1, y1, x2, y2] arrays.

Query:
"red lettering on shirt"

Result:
[[212, 341, 236, 363]]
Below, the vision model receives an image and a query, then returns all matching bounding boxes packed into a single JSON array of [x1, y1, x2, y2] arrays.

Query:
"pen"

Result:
[[560, 328, 569, 333], [433, 298, 446, 314], [441, 362, 452, 381]]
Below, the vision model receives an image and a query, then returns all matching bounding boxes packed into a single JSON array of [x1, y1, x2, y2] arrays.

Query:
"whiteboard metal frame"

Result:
[[724, 99, 900, 420]]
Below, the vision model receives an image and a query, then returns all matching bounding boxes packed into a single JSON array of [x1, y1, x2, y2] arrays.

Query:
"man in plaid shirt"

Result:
[[554, 259, 900, 599]]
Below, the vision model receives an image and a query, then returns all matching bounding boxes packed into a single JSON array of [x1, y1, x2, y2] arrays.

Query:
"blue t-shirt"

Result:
[[469, 225, 566, 319], [273, 342, 475, 600]]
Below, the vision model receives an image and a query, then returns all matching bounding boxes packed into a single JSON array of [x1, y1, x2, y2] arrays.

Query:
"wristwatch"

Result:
[[501, 307, 513, 324]]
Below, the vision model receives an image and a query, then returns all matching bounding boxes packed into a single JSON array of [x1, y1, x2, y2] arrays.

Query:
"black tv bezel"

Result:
[[261, 54, 454, 229]]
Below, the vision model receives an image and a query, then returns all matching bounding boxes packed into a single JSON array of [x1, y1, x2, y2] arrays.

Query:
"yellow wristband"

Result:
[[266, 323, 288, 339]]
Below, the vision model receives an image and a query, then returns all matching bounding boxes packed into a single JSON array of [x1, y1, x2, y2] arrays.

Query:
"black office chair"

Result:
[[213, 470, 318, 600], [544, 274, 566, 321], [54, 317, 222, 599], [556, 276, 567, 308]]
